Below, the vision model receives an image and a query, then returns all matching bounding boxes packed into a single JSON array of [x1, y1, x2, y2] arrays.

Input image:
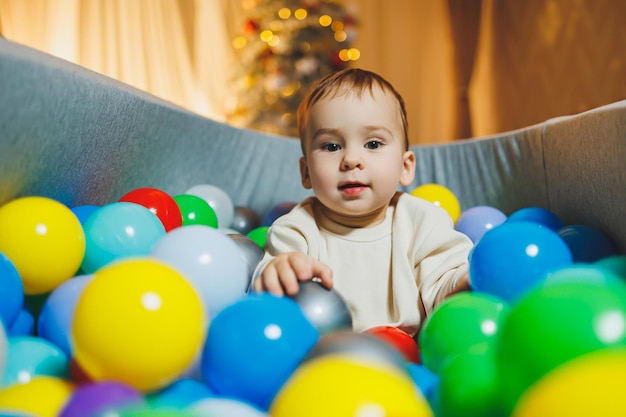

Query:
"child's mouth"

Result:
[[339, 183, 368, 195]]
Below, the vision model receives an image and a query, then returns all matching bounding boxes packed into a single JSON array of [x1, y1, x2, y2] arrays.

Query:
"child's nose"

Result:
[[342, 148, 363, 169]]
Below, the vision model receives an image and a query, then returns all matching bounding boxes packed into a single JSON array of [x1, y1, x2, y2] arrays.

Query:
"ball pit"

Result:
[[0, 183, 624, 417]]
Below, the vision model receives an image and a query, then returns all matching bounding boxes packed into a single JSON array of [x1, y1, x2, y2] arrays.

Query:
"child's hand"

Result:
[[253, 252, 333, 296]]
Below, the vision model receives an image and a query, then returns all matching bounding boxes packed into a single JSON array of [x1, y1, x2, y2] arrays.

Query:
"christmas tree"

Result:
[[226, 0, 359, 137]]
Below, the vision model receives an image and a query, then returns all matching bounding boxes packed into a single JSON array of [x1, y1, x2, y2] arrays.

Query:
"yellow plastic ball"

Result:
[[410, 183, 461, 223], [0, 376, 74, 417], [271, 355, 433, 417], [72, 258, 207, 392], [0, 196, 85, 294], [512, 349, 626, 417]]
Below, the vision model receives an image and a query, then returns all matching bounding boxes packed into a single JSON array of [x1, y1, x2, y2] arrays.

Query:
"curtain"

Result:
[[0, 0, 236, 120], [446, 0, 482, 140]]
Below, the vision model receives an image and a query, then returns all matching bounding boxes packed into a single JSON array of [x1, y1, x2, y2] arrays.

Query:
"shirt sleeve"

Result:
[[397, 194, 473, 313]]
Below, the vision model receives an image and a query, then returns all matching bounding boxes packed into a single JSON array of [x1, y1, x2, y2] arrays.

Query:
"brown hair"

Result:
[[297, 68, 409, 151]]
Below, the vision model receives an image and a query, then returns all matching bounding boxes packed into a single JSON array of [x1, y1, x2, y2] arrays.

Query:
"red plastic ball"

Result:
[[365, 325, 421, 364], [119, 187, 182, 232]]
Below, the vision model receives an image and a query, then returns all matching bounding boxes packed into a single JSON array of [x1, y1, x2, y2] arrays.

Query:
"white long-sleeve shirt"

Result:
[[252, 191, 473, 336]]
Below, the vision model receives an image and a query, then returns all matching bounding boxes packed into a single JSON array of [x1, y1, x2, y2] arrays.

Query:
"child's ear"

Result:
[[399, 150, 416, 186], [300, 156, 313, 189]]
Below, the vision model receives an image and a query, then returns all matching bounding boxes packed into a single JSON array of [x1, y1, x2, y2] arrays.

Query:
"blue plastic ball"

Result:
[[37, 274, 93, 356], [7, 309, 34, 337], [147, 378, 215, 409], [469, 221, 573, 303], [506, 207, 564, 231], [0, 253, 24, 329], [557, 224, 618, 263], [455, 206, 507, 243], [70, 205, 100, 225], [2, 336, 69, 387], [81, 202, 166, 273], [201, 293, 319, 410], [262, 202, 297, 226]]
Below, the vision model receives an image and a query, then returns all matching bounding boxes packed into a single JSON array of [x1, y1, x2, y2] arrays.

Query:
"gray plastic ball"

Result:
[[231, 206, 262, 235], [305, 330, 408, 372], [290, 280, 353, 335]]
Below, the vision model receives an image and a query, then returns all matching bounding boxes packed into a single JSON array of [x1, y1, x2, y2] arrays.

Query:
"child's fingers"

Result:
[[274, 258, 301, 296], [311, 260, 333, 289], [290, 256, 333, 289], [257, 264, 285, 296]]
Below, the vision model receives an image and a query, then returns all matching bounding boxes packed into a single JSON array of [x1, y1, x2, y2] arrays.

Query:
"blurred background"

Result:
[[0, 0, 624, 144]]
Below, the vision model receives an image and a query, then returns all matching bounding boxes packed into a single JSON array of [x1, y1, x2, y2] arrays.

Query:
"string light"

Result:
[[278, 7, 291, 19], [319, 15, 332, 27], [294, 8, 308, 20]]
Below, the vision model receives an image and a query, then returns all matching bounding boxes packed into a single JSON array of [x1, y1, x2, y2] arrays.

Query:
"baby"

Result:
[[252, 68, 472, 336]]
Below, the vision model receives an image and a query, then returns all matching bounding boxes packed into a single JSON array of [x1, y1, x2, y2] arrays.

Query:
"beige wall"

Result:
[[350, 0, 458, 144], [351, 0, 626, 144]]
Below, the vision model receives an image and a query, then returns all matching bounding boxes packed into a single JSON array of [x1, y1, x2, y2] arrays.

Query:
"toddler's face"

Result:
[[300, 86, 415, 227]]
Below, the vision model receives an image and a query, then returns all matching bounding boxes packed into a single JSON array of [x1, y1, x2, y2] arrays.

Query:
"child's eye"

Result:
[[322, 143, 341, 152], [365, 140, 383, 150]]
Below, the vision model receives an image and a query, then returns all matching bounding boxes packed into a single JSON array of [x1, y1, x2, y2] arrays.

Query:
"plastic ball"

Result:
[[595, 255, 626, 279], [305, 330, 407, 373], [0, 324, 7, 381], [118, 408, 198, 417], [406, 363, 439, 403], [557, 224, 618, 263], [80, 202, 166, 274], [0, 376, 74, 417], [191, 398, 269, 417], [59, 380, 145, 417], [289, 280, 352, 335], [173, 194, 218, 228], [231, 207, 262, 235], [469, 221, 573, 303], [506, 206, 564, 231], [0, 196, 85, 294], [2, 336, 69, 387], [496, 279, 626, 413], [72, 258, 206, 392], [70, 205, 100, 225], [0, 253, 24, 329], [185, 184, 234, 229], [262, 202, 297, 226], [544, 264, 623, 286], [410, 183, 461, 223], [228, 234, 265, 290], [271, 355, 433, 417], [202, 293, 318, 410], [119, 187, 182, 232], [7, 309, 34, 337], [247, 226, 269, 249], [419, 292, 509, 374], [365, 325, 420, 364], [146, 378, 215, 409], [455, 205, 507, 243], [37, 274, 93, 357], [512, 348, 626, 417], [151, 225, 249, 320], [436, 343, 501, 417]]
